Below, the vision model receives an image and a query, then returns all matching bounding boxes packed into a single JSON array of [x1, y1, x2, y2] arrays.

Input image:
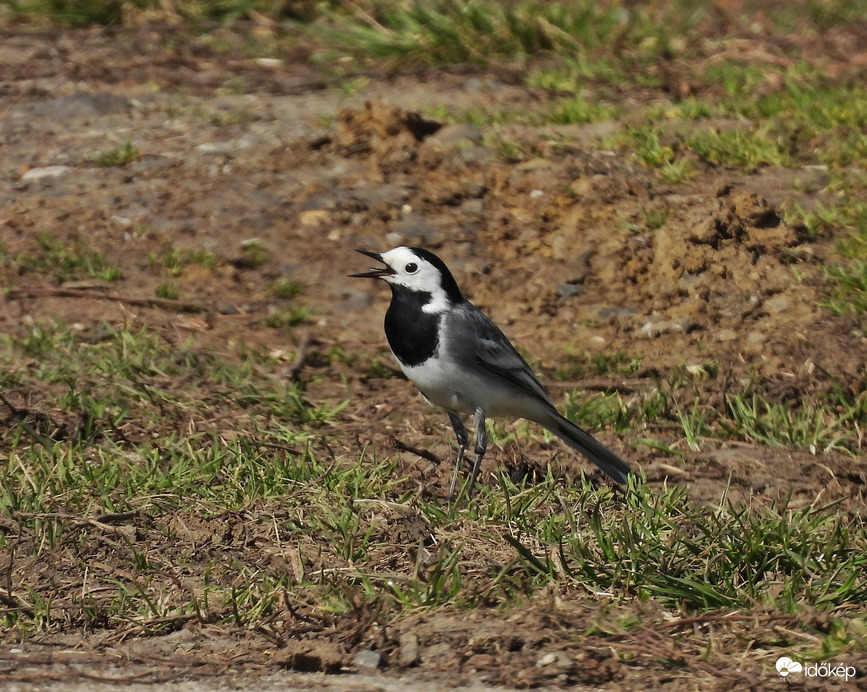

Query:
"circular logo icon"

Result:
[[776, 657, 803, 677]]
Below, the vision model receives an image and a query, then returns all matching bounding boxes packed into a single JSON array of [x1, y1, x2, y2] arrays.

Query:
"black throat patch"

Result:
[[384, 287, 441, 367]]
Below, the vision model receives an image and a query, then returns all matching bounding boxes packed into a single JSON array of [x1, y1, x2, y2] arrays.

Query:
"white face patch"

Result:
[[380, 246, 452, 313]]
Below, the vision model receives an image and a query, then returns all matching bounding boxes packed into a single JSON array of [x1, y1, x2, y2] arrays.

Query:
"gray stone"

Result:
[[31, 94, 130, 119], [351, 648, 381, 670], [763, 294, 790, 314], [20, 166, 72, 182], [426, 123, 483, 146], [398, 632, 419, 666]]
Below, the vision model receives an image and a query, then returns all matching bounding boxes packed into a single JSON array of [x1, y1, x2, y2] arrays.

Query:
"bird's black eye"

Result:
[[405, 262, 418, 273]]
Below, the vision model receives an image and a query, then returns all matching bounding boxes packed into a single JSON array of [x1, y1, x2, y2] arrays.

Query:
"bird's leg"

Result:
[[446, 411, 468, 502], [466, 408, 487, 498]]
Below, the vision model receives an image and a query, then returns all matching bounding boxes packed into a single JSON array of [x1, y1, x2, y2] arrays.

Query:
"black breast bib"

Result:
[[384, 289, 441, 367]]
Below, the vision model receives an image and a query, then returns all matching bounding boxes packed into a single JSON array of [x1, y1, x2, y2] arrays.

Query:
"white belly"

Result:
[[399, 353, 545, 420]]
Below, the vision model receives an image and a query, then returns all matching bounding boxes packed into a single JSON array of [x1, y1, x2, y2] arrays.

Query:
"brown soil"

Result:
[[1, 24, 866, 692]]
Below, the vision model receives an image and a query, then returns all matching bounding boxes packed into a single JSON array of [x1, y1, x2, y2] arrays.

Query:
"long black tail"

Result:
[[545, 412, 632, 485]]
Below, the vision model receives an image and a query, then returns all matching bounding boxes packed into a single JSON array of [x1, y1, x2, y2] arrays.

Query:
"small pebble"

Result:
[[536, 651, 570, 668], [21, 166, 72, 182], [352, 649, 381, 670], [398, 632, 419, 666], [537, 652, 558, 667], [763, 294, 790, 314]]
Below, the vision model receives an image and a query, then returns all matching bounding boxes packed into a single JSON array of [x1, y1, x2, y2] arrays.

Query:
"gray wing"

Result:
[[446, 303, 554, 405]]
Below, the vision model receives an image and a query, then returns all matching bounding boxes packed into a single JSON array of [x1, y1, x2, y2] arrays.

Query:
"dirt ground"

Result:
[[1, 23, 866, 691]]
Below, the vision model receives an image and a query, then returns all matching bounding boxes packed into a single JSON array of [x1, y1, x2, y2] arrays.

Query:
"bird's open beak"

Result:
[[348, 250, 394, 278]]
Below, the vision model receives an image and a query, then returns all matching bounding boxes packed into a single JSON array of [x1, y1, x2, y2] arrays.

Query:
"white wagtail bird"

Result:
[[351, 246, 632, 500]]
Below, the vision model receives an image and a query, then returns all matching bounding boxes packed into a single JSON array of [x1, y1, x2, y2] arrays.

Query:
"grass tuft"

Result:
[[312, 0, 628, 66], [502, 479, 867, 611], [92, 140, 139, 167], [10, 231, 122, 283]]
